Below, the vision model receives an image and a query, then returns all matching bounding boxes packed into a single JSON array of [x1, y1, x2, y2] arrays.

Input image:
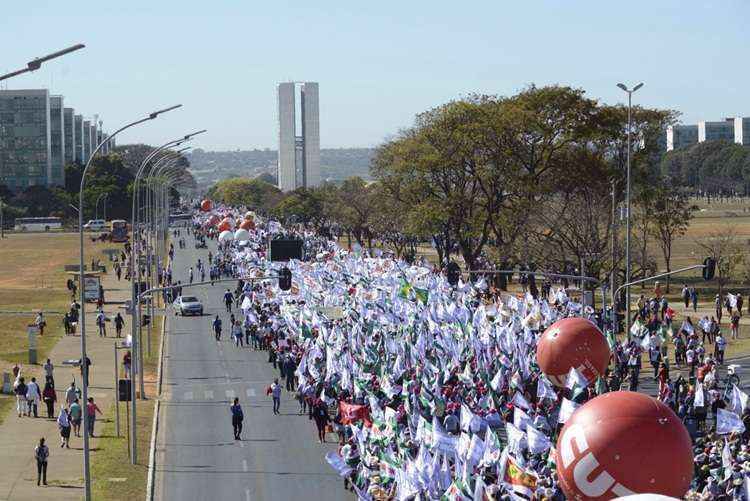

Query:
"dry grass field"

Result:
[[0, 233, 111, 370]]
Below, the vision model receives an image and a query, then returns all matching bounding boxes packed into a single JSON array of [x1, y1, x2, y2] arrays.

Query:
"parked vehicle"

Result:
[[14, 217, 62, 232], [83, 219, 106, 231]]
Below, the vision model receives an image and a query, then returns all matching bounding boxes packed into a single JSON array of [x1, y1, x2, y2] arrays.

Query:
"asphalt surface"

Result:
[[155, 233, 349, 501]]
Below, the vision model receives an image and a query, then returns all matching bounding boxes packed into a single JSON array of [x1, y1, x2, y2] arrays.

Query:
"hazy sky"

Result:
[[2, 1, 748, 151]]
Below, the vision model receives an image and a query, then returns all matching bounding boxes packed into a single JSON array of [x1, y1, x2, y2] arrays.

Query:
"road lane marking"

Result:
[[246, 388, 256, 397], [242, 459, 248, 472], [183, 391, 193, 400], [204, 390, 214, 399], [245, 489, 251, 501], [225, 390, 236, 399]]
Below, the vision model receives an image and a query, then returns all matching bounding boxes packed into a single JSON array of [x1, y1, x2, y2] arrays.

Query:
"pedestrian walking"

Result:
[[69, 400, 82, 437], [42, 381, 56, 419], [233, 320, 244, 348], [114, 312, 124, 338], [691, 288, 698, 312], [96, 310, 107, 337], [267, 379, 281, 415], [738, 293, 744, 316], [731, 312, 740, 340], [57, 407, 71, 448], [14, 376, 28, 417], [79, 356, 92, 387], [313, 399, 330, 443], [43, 358, 54, 385], [681, 284, 690, 309], [34, 438, 49, 486], [35, 311, 46, 336], [86, 397, 102, 437], [212, 315, 222, 341], [230, 397, 244, 440], [65, 381, 79, 407], [123, 351, 131, 379]]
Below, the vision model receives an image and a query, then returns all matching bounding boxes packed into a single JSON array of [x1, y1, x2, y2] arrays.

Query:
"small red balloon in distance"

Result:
[[556, 391, 693, 500], [536, 317, 610, 387], [200, 199, 212, 212]]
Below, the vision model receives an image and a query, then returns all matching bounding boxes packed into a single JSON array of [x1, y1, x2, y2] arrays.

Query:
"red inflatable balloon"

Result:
[[239, 220, 255, 231], [207, 214, 220, 226], [218, 221, 230, 232], [537, 317, 610, 387], [200, 199, 212, 212], [556, 392, 693, 500]]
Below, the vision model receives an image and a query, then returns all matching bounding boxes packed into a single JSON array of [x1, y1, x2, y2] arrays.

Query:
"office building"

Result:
[[49, 95, 65, 186], [734, 117, 750, 146], [82, 120, 91, 161], [0, 89, 52, 190], [276, 81, 320, 191], [63, 108, 76, 165], [666, 124, 699, 151], [74, 114, 84, 163], [698, 119, 734, 143]]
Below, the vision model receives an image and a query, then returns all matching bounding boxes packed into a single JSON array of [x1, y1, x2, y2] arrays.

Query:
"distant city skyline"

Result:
[[1, 1, 749, 150]]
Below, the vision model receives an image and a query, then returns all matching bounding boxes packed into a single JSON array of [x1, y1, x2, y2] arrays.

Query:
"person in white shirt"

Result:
[[26, 377, 41, 418], [43, 359, 54, 385]]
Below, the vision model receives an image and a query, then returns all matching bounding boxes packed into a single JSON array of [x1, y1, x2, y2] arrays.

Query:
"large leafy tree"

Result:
[[650, 184, 695, 292], [207, 177, 283, 213]]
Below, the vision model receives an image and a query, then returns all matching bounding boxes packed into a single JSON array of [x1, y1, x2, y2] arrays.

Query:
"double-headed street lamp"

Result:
[[128, 131, 204, 465], [0, 44, 85, 81], [616, 82, 643, 338], [78, 104, 181, 500]]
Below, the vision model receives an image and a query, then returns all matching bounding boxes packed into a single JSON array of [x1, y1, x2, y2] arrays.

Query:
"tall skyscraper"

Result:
[[74, 114, 84, 163], [276, 81, 320, 192]]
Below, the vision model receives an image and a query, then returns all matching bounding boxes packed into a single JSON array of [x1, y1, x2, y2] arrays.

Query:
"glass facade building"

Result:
[[0, 89, 52, 191], [74, 114, 84, 163], [49, 95, 65, 186], [63, 107, 76, 165]]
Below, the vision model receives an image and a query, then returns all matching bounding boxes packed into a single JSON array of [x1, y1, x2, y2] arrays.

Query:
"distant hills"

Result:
[[186, 147, 375, 190]]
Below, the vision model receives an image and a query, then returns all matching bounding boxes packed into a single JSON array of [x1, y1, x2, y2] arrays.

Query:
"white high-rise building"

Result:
[[276, 81, 320, 192]]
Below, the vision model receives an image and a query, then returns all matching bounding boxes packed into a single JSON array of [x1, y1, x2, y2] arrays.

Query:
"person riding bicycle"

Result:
[[212, 315, 222, 341], [223, 289, 233, 313]]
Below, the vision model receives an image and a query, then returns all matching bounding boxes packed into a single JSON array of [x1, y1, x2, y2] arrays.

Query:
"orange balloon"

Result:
[[536, 317, 610, 387], [239, 220, 252, 230], [218, 221, 230, 232], [200, 199, 212, 212], [556, 392, 692, 500]]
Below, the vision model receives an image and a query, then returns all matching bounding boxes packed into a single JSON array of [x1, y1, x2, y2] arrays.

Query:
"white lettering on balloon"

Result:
[[559, 423, 636, 498]]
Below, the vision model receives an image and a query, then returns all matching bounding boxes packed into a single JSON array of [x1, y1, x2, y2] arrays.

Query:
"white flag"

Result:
[[566, 367, 588, 391], [513, 407, 532, 432], [694, 381, 705, 408], [505, 422, 527, 453], [731, 385, 749, 416], [717, 408, 746, 435], [526, 425, 552, 454], [512, 391, 531, 410], [558, 398, 580, 424], [536, 376, 558, 401], [490, 369, 504, 393], [722, 439, 733, 480], [325, 452, 353, 477]]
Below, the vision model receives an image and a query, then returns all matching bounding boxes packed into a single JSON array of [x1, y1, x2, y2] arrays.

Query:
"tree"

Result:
[[650, 184, 694, 293], [11, 185, 67, 217], [697, 229, 744, 297], [326, 177, 377, 250], [206, 177, 283, 213]]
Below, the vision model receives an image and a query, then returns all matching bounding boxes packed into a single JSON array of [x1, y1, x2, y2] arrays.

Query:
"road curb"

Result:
[[147, 310, 168, 501], [157, 310, 167, 396], [146, 398, 161, 501]]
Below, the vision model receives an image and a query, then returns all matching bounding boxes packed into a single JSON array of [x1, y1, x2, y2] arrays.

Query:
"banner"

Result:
[[503, 455, 537, 498], [325, 452, 353, 477], [339, 401, 372, 426], [717, 408, 746, 435]]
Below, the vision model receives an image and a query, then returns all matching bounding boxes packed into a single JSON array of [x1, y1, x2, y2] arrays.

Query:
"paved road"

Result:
[[155, 234, 348, 501]]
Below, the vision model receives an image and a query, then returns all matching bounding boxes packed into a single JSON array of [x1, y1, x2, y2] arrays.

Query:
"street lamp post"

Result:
[[616, 82, 643, 339], [0, 44, 85, 81], [128, 131, 203, 465], [78, 104, 181, 501]]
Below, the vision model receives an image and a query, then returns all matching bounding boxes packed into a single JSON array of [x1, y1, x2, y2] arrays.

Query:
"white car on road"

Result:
[[83, 219, 106, 231], [173, 296, 204, 316]]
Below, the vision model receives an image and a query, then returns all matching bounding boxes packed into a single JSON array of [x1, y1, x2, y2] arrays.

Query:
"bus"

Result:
[[110, 219, 129, 242], [169, 213, 193, 227], [14, 217, 63, 232]]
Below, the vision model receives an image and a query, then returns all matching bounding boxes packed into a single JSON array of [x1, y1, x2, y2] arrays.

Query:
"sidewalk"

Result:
[[0, 266, 133, 499]]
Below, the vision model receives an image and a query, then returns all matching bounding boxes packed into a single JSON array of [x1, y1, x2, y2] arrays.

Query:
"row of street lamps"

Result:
[[5, 44, 645, 501], [3, 44, 203, 501]]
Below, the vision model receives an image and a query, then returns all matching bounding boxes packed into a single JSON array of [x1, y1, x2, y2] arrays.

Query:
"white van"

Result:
[[83, 219, 106, 231]]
